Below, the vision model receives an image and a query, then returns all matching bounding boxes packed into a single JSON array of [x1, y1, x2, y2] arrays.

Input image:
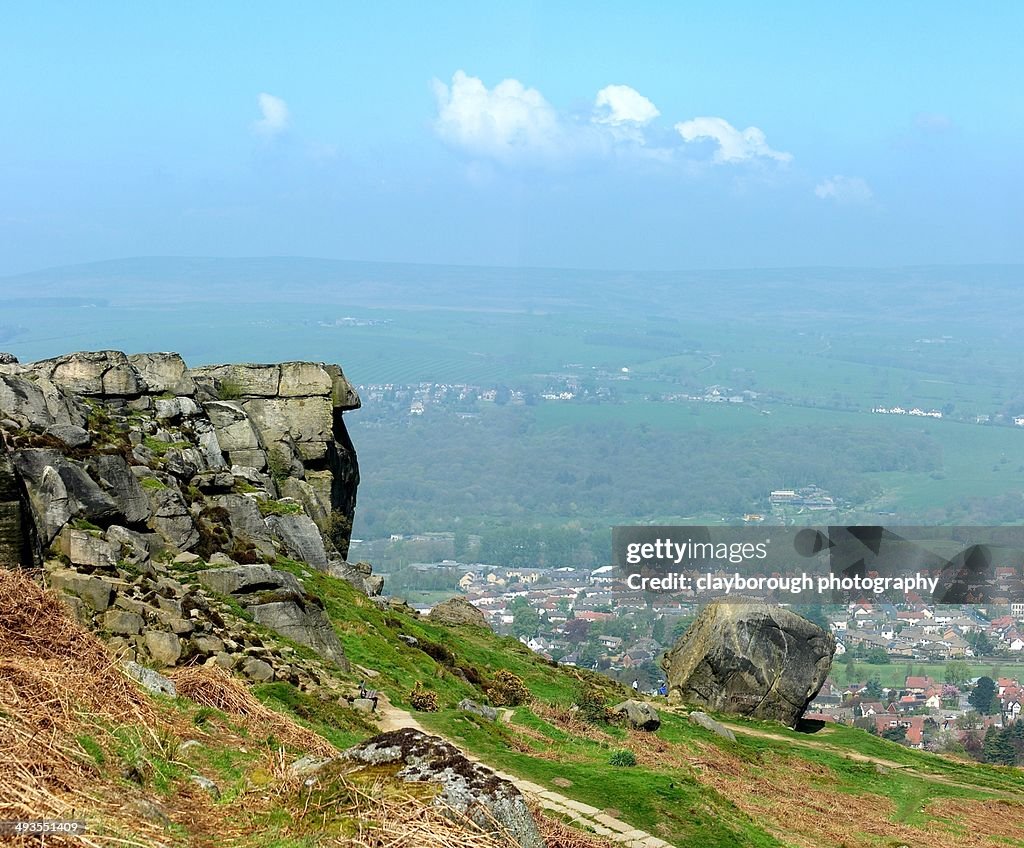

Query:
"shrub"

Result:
[[267, 448, 291, 483], [608, 749, 637, 767], [574, 681, 609, 723], [418, 638, 456, 667], [410, 684, 439, 713], [486, 670, 531, 707]]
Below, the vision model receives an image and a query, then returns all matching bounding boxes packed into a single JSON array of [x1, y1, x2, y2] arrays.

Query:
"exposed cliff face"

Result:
[[0, 351, 361, 563], [0, 350, 380, 682], [0, 438, 36, 566]]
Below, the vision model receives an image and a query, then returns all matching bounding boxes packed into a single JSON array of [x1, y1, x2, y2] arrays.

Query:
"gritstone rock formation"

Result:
[[0, 350, 377, 683], [344, 728, 544, 848], [661, 598, 835, 726]]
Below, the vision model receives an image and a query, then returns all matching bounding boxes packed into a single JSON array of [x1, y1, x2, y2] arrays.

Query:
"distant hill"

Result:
[[4, 256, 1024, 326]]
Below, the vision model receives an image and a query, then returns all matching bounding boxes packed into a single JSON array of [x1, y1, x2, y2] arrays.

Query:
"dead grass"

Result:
[[168, 664, 337, 758], [690, 745, 1024, 848], [533, 807, 620, 848], [0, 567, 165, 846], [0, 567, 560, 847]]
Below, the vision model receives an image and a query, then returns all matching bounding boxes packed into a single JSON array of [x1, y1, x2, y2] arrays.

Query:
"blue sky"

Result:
[[1, 2, 1021, 274]]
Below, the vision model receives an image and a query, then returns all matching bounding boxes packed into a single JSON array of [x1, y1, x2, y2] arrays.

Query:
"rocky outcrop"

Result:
[[661, 599, 835, 727], [428, 596, 490, 629], [344, 729, 543, 848], [0, 350, 376, 682], [197, 563, 348, 669], [0, 350, 366, 568]]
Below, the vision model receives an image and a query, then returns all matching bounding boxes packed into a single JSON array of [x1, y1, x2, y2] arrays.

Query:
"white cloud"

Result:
[[593, 85, 660, 126], [254, 93, 290, 136], [674, 117, 791, 164], [431, 70, 562, 162], [814, 175, 873, 204]]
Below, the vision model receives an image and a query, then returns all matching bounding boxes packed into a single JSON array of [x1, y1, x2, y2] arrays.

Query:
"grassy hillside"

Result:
[[269, 561, 1024, 848], [5, 560, 1024, 847]]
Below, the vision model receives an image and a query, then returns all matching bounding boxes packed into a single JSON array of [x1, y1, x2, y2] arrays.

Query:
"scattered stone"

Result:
[[688, 711, 736, 741], [290, 755, 331, 778], [128, 353, 196, 397], [610, 699, 661, 732], [266, 513, 329, 569], [188, 774, 220, 799], [192, 634, 225, 654], [241, 657, 275, 682], [125, 798, 171, 828], [196, 563, 302, 596], [458, 699, 498, 721], [398, 634, 419, 647], [352, 698, 377, 713], [45, 424, 90, 449], [123, 660, 177, 697], [102, 609, 144, 636], [58, 527, 121, 570], [145, 486, 199, 550], [249, 600, 348, 669], [662, 598, 835, 727], [551, 777, 572, 788], [144, 631, 182, 667], [49, 569, 114, 611], [173, 551, 201, 565]]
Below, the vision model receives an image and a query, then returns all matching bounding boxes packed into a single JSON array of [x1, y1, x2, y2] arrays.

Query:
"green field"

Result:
[[6, 258, 1024, 538]]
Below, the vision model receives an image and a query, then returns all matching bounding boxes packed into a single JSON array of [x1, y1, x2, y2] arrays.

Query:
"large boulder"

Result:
[[267, 513, 329, 569], [127, 353, 196, 397], [428, 596, 490, 629], [344, 729, 543, 848], [195, 563, 303, 596], [249, 600, 348, 669], [32, 351, 144, 397], [610, 699, 661, 732], [661, 599, 835, 727]]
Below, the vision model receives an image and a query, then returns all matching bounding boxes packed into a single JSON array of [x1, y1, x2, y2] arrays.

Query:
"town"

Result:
[[359, 548, 1024, 761]]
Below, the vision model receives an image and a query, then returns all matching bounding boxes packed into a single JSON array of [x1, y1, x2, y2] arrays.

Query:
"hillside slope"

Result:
[[2, 351, 1023, 847]]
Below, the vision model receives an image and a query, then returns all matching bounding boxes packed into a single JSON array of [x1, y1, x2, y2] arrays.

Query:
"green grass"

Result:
[[263, 558, 1024, 847], [835, 658, 1024, 688], [257, 499, 304, 517]]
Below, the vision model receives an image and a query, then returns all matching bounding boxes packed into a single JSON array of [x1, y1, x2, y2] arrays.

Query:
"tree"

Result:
[[969, 676, 999, 715], [982, 726, 1016, 765], [508, 597, 540, 640], [966, 631, 995, 657], [651, 616, 666, 644], [671, 616, 694, 642], [866, 647, 891, 665], [944, 660, 970, 686], [882, 726, 907, 744], [865, 677, 883, 700]]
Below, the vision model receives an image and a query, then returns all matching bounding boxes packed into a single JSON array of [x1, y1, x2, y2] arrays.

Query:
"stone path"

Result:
[[376, 696, 675, 848]]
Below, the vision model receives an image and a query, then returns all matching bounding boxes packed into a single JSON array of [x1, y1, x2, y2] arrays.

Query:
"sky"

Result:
[[1, 2, 1022, 275]]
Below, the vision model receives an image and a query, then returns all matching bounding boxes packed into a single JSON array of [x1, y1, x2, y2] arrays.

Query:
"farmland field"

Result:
[[4, 258, 1024, 545]]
